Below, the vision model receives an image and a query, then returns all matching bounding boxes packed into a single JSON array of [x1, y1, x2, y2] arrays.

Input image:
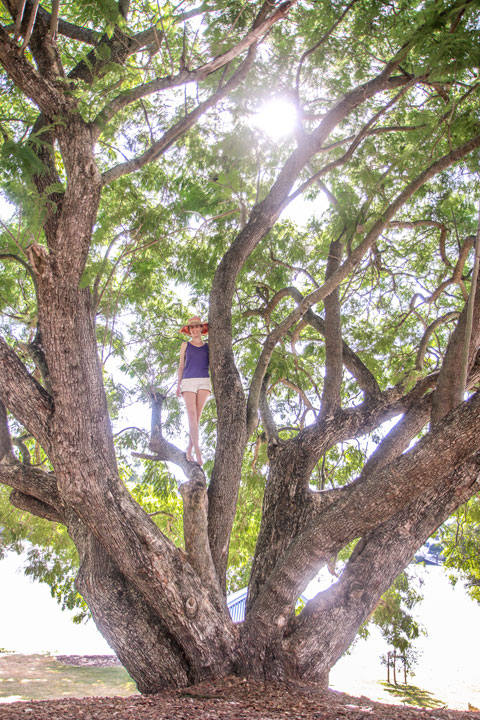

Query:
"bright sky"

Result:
[[0, 552, 112, 655], [0, 196, 13, 221], [330, 565, 480, 709]]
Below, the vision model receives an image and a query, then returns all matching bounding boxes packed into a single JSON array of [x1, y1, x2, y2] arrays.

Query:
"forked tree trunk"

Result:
[[1, 140, 480, 691], [2, 1, 480, 692], [2, 193, 480, 693]]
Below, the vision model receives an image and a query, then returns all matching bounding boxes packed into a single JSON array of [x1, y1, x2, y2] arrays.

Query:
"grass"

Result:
[[0, 654, 137, 702], [0, 654, 459, 709]]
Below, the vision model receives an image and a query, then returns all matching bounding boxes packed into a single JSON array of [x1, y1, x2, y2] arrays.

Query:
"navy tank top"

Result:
[[183, 342, 209, 378]]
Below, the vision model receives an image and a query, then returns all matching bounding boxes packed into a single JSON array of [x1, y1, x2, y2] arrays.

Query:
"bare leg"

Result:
[[186, 434, 193, 462], [182, 391, 198, 462], [194, 389, 210, 465]]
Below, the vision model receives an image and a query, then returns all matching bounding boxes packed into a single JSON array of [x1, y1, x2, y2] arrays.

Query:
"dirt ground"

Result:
[[1, 655, 479, 720], [1, 672, 480, 720]]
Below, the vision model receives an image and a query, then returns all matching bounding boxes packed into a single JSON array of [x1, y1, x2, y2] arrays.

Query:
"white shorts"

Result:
[[180, 377, 211, 394]]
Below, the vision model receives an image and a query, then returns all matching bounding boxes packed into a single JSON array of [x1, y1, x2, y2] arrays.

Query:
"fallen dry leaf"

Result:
[[1, 673, 479, 720]]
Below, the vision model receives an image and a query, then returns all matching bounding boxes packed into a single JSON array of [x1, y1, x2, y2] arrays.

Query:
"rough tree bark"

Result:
[[1, 0, 480, 694]]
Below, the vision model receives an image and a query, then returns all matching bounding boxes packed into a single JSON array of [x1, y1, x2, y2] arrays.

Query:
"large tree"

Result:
[[1, 0, 480, 692]]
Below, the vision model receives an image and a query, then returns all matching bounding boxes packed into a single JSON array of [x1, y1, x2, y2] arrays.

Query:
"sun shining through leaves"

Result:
[[2, 0, 480, 697], [252, 98, 298, 141]]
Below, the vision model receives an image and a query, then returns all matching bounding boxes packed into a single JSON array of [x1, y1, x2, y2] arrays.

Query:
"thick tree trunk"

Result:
[[70, 517, 192, 692], [37, 283, 237, 688], [280, 452, 480, 681], [3, 132, 480, 697], [237, 448, 480, 685], [1, 121, 238, 688], [2, 0, 480, 695]]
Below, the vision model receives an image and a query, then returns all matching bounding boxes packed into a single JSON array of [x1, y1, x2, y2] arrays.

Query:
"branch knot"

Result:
[[184, 595, 198, 618]]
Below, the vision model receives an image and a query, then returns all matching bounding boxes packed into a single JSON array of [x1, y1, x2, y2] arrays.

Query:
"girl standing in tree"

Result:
[[176, 316, 210, 466]]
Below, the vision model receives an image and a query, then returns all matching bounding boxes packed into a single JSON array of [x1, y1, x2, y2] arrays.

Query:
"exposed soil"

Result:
[[1, 671, 480, 720]]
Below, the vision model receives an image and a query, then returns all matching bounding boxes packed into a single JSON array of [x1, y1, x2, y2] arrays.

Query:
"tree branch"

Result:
[[244, 133, 480, 435], [359, 395, 432, 481], [17, 0, 40, 55], [425, 234, 474, 304], [415, 311, 460, 370], [0, 338, 53, 445], [295, 0, 359, 98], [309, 125, 424, 155], [269, 251, 319, 288], [305, 309, 381, 399], [100, 0, 298, 184], [48, 0, 60, 40], [4, 1, 100, 45], [259, 375, 279, 444], [0, 461, 63, 522], [277, 378, 316, 425], [389, 220, 450, 267], [431, 246, 480, 425], [246, 389, 480, 631], [289, 76, 420, 208], [244, 286, 301, 324], [351, 346, 480, 483], [175, 4, 211, 22], [246, 281, 383, 438], [0, 400, 15, 462], [94, 70, 196, 129], [64, 19, 167, 86], [9, 487, 63, 522], [283, 451, 480, 679], [55, 17, 99, 45], [247, 275, 381, 427], [459, 201, 480, 396], [147, 392, 203, 477], [118, 0, 130, 19], [319, 238, 344, 420], [0, 251, 37, 296], [0, 24, 71, 115], [95, 0, 298, 129], [146, 393, 222, 597], [101, 48, 254, 184], [12, 0, 27, 42], [246, 373, 438, 612]]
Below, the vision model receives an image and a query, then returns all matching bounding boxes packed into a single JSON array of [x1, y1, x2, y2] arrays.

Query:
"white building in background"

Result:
[[227, 586, 309, 623]]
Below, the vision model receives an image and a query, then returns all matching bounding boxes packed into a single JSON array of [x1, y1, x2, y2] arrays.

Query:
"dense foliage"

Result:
[[1, 0, 480, 690]]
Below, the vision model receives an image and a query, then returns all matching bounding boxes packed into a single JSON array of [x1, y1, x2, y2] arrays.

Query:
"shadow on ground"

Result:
[[380, 681, 445, 708]]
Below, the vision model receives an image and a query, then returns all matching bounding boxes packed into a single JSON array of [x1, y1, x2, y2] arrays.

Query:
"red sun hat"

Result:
[[180, 316, 209, 335]]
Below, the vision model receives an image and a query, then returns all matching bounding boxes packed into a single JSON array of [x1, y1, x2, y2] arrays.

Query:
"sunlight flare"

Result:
[[252, 97, 298, 140]]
